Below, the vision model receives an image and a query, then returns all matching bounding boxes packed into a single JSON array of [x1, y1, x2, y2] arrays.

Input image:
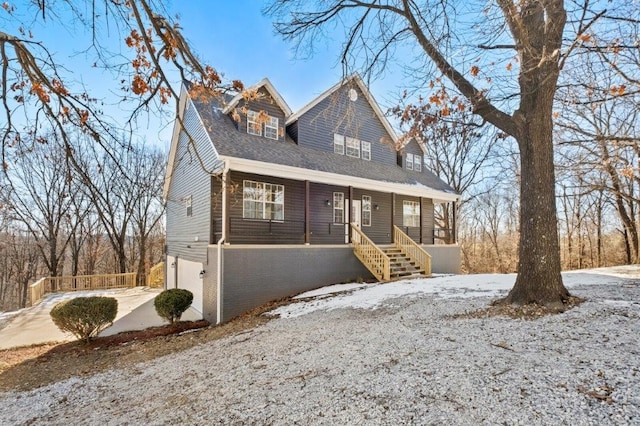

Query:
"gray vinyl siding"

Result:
[[353, 188, 393, 244], [220, 171, 306, 244], [295, 83, 398, 166], [286, 120, 299, 142], [309, 183, 350, 244], [236, 87, 286, 141], [165, 98, 220, 263], [421, 198, 435, 244], [402, 139, 426, 173], [219, 245, 372, 321]]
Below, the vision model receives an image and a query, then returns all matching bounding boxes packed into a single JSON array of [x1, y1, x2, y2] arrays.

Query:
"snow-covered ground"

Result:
[[1, 267, 639, 425]]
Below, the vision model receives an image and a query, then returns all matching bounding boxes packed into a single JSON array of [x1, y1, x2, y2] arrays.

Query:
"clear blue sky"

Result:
[[5, 1, 400, 149]]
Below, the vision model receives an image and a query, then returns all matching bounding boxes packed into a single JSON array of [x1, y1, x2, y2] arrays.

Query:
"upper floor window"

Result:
[[346, 137, 360, 158], [247, 110, 261, 136], [333, 192, 345, 223], [265, 116, 279, 140], [334, 133, 370, 161], [334, 134, 345, 155], [185, 195, 192, 217], [406, 153, 414, 170], [362, 141, 371, 161], [362, 195, 372, 227], [243, 180, 284, 221], [414, 155, 422, 172], [403, 200, 420, 227]]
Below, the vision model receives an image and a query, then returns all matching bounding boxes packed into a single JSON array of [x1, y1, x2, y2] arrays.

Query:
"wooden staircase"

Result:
[[351, 224, 431, 282], [381, 246, 427, 279]]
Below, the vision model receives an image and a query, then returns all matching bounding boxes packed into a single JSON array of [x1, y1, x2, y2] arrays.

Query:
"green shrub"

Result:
[[50, 297, 118, 343], [154, 289, 193, 324]]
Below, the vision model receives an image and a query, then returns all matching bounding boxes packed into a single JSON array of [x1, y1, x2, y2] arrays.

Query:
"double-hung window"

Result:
[[333, 192, 345, 223], [185, 195, 192, 217], [334, 134, 345, 155], [243, 180, 284, 221], [403, 200, 420, 227], [406, 153, 414, 170], [346, 137, 360, 158], [362, 195, 372, 226], [265, 116, 279, 140], [361, 141, 371, 161], [247, 110, 261, 136], [414, 155, 422, 172]]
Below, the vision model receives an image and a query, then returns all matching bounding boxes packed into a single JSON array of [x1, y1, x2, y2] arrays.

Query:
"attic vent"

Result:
[[348, 88, 358, 101]]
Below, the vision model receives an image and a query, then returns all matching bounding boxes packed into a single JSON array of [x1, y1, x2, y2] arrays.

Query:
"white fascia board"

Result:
[[219, 155, 459, 202], [222, 78, 293, 117], [163, 86, 189, 199]]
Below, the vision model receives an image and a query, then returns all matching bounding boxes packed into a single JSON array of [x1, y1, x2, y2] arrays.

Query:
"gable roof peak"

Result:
[[222, 77, 292, 117], [285, 73, 398, 144]]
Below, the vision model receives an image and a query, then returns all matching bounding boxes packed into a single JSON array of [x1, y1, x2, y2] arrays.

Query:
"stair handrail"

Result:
[[393, 225, 432, 276], [351, 223, 390, 281]]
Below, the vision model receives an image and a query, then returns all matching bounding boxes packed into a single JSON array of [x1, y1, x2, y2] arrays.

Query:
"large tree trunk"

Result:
[[503, 96, 569, 307]]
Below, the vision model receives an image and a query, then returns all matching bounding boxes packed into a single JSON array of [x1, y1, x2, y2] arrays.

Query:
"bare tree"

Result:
[[75, 138, 165, 276], [4, 139, 78, 277], [267, 0, 633, 306]]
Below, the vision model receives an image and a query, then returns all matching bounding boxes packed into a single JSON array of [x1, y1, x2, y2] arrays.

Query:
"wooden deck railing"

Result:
[[351, 223, 390, 281], [147, 262, 164, 288], [29, 272, 137, 306], [393, 225, 432, 276]]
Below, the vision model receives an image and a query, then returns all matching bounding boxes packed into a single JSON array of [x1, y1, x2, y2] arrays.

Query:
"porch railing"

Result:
[[394, 225, 431, 276], [29, 272, 137, 306], [147, 262, 164, 288], [351, 223, 390, 281]]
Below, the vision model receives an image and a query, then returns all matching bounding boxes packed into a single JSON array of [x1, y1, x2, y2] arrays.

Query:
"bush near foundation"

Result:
[[50, 297, 118, 343], [154, 289, 193, 324]]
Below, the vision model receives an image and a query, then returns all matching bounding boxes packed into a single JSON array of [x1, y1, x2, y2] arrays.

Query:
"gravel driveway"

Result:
[[1, 280, 638, 425]]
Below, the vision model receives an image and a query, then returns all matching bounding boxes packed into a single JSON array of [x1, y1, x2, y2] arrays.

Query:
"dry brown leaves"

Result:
[[451, 296, 586, 321]]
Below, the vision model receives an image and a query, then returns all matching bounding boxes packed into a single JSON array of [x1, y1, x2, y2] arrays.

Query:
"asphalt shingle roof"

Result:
[[193, 98, 457, 195]]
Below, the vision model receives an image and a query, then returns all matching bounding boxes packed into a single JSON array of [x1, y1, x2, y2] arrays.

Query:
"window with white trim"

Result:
[[406, 153, 414, 170], [414, 155, 422, 172], [403, 200, 420, 227], [361, 141, 371, 161], [333, 192, 345, 223], [346, 137, 360, 158], [185, 195, 192, 217], [334, 134, 345, 155], [265, 116, 279, 140], [247, 110, 261, 136], [362, 195, 372, 226], [243, 180, 284, 221]]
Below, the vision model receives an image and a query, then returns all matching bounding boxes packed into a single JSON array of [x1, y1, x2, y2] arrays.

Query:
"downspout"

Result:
[[216, 163, 229, 325]]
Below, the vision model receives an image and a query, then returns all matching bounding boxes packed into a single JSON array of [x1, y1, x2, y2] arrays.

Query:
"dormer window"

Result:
[[406, 153, 414, 170], [414, 155, 422, 172], [247, 110, 261, 136], [265, 116, 279, 140], [247, 110, 279, 140]]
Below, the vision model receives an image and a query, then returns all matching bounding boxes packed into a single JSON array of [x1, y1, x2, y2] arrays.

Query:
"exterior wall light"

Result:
[[325, 200, 331, 207]]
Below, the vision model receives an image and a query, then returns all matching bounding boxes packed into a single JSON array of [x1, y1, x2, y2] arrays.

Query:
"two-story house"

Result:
[[163, 74, 460, 324]]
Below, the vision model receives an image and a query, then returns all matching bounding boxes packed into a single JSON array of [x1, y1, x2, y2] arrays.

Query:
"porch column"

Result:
[[419, 197, 424, 244], [305, 180, 310, 244], [224, 173, 231, 244], [348, 186, 354, 242], [452, 201, 457, 244], [391, 192, 396, 243]]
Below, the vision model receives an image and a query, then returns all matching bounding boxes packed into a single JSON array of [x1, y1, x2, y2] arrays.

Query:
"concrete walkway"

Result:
[[0, 287, 201, 350]]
